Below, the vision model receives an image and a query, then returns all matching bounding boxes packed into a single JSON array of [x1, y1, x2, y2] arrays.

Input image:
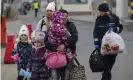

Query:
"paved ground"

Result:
[[1, 0, 133, 80]]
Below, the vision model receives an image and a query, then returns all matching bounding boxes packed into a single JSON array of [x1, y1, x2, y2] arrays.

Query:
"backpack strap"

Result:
[[41, 17, 50, 32], [40, 18, 45, 31]]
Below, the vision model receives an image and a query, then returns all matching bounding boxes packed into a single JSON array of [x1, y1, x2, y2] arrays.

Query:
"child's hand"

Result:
[[57, 44, 65, 51]]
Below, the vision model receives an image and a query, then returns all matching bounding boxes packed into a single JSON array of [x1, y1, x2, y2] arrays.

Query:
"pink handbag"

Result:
[[45, 51, 67, 69]]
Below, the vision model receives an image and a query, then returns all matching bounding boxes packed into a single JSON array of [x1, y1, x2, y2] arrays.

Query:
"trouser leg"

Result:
[[101, 55, 117, 80], [60, 61, 74, 80], [32, 72, 40, 80], [35, 9, 38, 17], [50, 69, 60, 80], [40, 68, 50, 80]]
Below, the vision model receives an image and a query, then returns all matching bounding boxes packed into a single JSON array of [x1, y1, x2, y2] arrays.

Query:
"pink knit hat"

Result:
[[33, 32, 45, 42]]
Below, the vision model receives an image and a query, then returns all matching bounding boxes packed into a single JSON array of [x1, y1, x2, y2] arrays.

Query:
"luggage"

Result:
[[89, 49, 104, 72], [69, 58, 87, 80]]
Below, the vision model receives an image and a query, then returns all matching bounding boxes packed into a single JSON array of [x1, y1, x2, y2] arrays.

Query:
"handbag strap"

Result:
[[74, 58, 80, 66], [92, 49, 100, 55], [92, 49, 97, 54]]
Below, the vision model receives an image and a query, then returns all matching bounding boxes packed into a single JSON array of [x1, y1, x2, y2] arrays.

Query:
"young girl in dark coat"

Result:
[[27, 32, 50, 80], [12, 25, 32, 80]]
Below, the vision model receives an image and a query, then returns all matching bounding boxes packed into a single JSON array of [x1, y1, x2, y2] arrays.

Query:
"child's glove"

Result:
[[109, 27, 114, 31], [24, 71, 32, 79], [19, 68, 25, 76], [19, 68, 32, 79], [95, 45, 99, 49], [109, 27, 114, 33], [11, 53, 20, 62]]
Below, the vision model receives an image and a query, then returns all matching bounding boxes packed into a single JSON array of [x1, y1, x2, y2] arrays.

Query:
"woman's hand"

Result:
[[57, 44, 65, 51], [64, 28, 68, 31]]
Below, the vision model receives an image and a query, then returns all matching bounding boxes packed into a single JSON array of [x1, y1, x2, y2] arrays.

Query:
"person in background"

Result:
[[93, 3, 123, 80], [32, 2, 55, 36], [12, 25, 32, 80], [33, 1, 39, 17]]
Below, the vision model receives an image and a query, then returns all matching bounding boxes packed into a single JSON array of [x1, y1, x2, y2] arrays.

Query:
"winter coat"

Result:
[[31, 17, 52, 42], [47, 11, 66, 47], [48, 23, 66, 47], [12, 42, 32, 70], [45, 20, 78, 53], [27, 47, 49, 79], [93, 14, 123, 46], [35, 17, 52, 33], [65, 20, 78, 53]]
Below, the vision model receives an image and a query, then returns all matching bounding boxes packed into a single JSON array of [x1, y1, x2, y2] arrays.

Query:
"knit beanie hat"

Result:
[[16, 25, 31, 43], [33, 32, 45, 43], [46, 2, 55, 11], [98, 3, 109, 12]]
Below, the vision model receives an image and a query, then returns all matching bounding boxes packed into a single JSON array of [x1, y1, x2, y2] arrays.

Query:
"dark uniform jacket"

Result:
[[93, 14, 123, 46]]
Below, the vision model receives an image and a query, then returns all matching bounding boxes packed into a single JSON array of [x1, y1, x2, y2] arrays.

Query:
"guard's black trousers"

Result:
[[97, 43, 117, 80], [101, 54, 117, 80]]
